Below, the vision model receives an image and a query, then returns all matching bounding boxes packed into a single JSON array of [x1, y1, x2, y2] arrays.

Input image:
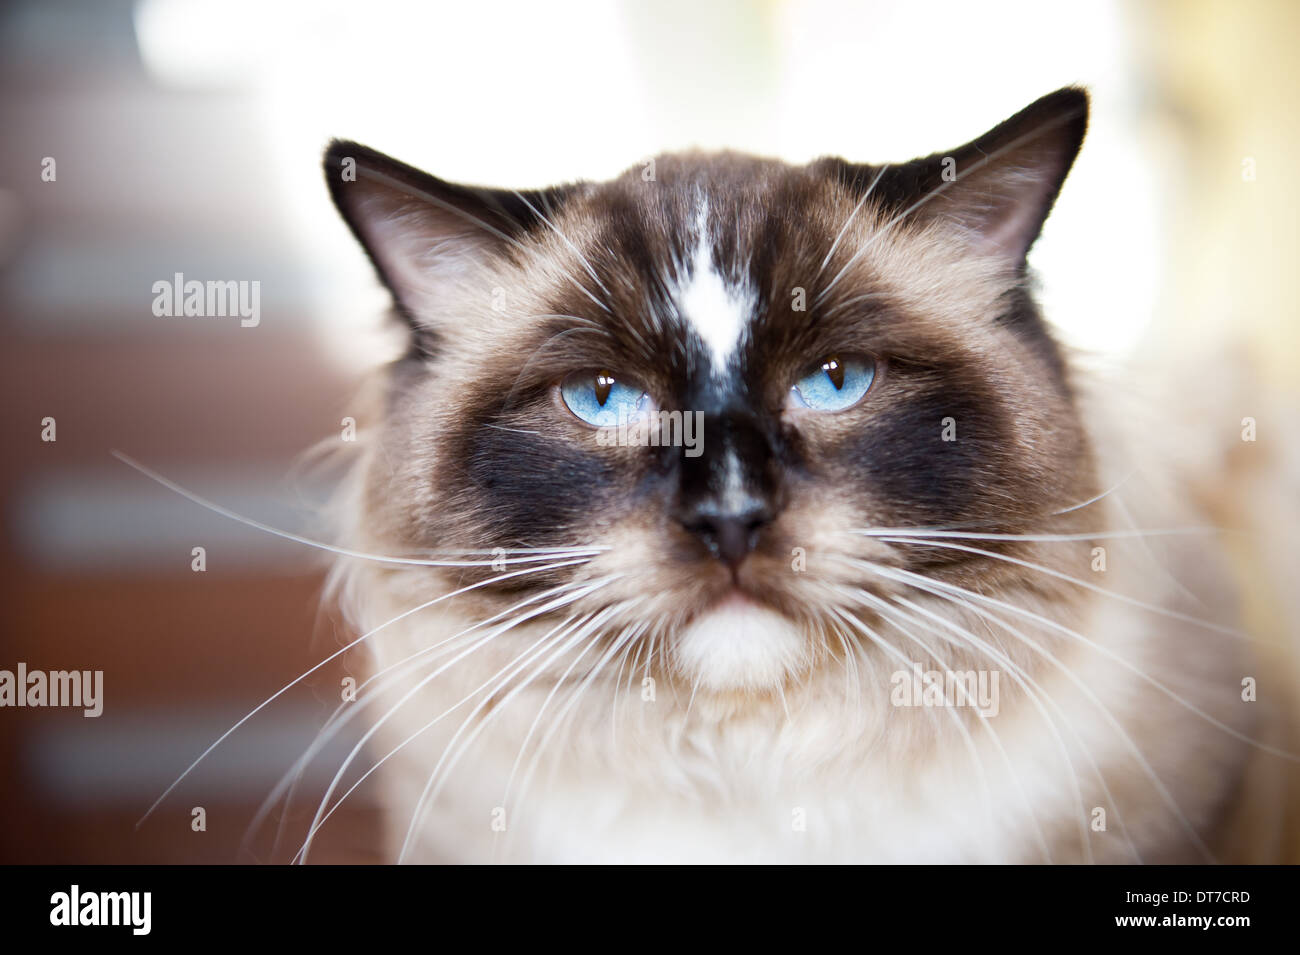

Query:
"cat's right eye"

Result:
[[559, 370, 654, 427], [788, 354, 876, 412]]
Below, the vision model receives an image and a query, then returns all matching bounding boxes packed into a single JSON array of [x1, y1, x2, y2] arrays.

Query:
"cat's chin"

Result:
[[673, 593, 809, 693]]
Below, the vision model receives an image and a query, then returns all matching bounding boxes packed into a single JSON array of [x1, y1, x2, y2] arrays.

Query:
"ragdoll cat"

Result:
[[319, 88, 1294, 863]]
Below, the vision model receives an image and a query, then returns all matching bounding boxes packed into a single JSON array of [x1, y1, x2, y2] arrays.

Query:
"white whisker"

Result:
[[300, 575, 619, 862], [830, 605, 998, 856], [888, 592, 1142, 863], [512, 189, 614, 309], [863, 559, 1300, 764], [245, 574, 602, 856], [876, 536, 1246, 640], [858, 562, 1214, 859], [137, 553, 593, 829], [816, 164, 890, 276], [295, 609, 595, 863], [854, 526, 1221, 544], [114, 447, 605, 567]]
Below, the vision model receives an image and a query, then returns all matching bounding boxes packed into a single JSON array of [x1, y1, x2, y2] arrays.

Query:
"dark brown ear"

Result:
[[829, 87, 1089, 267], [323, 140, 574, 350]]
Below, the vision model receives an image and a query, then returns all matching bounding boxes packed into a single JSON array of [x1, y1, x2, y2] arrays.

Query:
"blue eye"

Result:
[[790, 355, 875, 411], [560, 370, 652, 427]]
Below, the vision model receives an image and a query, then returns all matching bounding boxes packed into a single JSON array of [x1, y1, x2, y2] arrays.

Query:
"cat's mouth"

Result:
[[672, 543, 833, 630], [708, 588, 766, 614], [693, 566, 786, 618]]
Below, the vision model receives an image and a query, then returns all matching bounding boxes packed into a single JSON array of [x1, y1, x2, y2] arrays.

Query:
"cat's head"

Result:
[[325, 87, 1096, 695]]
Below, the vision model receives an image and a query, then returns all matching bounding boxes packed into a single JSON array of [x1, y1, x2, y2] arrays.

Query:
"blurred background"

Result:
[[1, 0, 1296, 863]]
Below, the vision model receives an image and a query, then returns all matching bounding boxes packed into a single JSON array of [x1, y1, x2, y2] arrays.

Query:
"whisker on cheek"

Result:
[[297, 575, 623, 863]]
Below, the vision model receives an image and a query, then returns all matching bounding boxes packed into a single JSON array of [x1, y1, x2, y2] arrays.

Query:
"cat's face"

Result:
[[328, 88, 1096, 693]]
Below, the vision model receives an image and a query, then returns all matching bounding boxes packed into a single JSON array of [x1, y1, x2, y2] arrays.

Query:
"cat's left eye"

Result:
[[789, 355, 876, 412], [560, 370, 653, 427]]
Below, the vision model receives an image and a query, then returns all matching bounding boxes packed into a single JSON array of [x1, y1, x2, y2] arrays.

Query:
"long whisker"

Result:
[[894, 610, 1056, 862], [399, 602, 637, 863], [830, 605, 999, 856], [854, 561, 1212, 859], [862, 559, 1300, 764], [485, 618, 622, 866], [503, 618, 648, 858], [113, 448, 604, 567], [299, 575, 618, 862], [874, 570, 1203, 859], [391, 611, 612, 864], [816, 164, 890, 277], [244, 573, 602, 856], [498, 615, 618, 808], [1112, 493, 1209, 612], [610, 628, 644, 751], [854, 527, 1221, 544], [137, 554, 592, 829], [511, 190, 613, 309], [293, 608, 597, 863], [863, 588, 1114, 862], [843, 586, 1065, 859], [656, 629, 680, 706], [876, 536, 1246, 639], [887, 592, 1142, 862], [1053, 469, 1137, 516]]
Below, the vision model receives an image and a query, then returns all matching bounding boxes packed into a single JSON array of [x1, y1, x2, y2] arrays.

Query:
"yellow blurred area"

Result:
[[1140, 0, 1300, 391]]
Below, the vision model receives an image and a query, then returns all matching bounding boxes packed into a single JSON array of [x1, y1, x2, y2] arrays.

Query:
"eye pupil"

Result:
[[594, 372, 614, 406], [822, 356, 844, 390]]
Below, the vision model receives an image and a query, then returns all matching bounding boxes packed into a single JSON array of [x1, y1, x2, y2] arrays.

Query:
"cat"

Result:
[[316, 87, 1296, 863]]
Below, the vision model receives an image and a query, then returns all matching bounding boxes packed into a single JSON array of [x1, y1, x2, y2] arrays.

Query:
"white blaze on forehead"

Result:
[[676, 201, 754, 371]]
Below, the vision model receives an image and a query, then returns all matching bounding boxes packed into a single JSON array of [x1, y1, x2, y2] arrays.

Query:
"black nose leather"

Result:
[[677, 500, 774, 570], [672, 407, 782, 570]]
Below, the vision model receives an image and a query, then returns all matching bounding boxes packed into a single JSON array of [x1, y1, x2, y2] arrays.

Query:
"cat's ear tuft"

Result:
[[323, 141, 573, 338], [864, 87, 1089, 266]]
